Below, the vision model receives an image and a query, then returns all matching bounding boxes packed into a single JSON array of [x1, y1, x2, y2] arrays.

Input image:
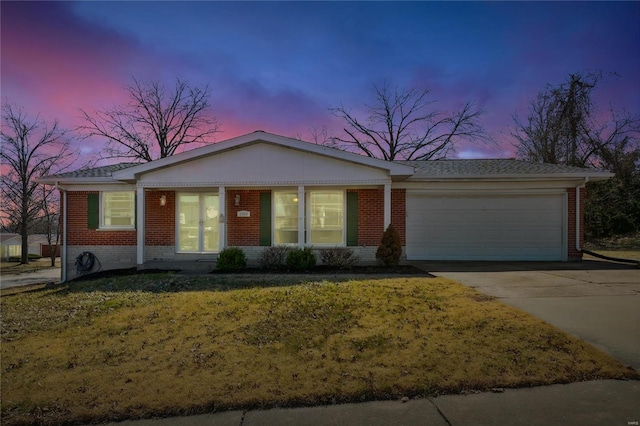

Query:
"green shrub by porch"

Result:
[[216, 247, 247, 271], [376, 224, 401, 267], [286, 247, 317, 271]]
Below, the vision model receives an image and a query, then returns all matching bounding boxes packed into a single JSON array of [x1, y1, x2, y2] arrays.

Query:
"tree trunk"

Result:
[[20, 224, 28, 264]]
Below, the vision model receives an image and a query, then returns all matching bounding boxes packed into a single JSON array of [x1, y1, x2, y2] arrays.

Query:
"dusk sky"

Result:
[[2, 1, 639, 161]]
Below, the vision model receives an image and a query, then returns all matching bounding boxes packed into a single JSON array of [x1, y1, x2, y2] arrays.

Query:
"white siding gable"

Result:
[[138, 142, 391, 186]]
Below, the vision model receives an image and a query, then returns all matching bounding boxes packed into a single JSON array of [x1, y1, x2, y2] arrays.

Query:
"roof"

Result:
[[399, 159, 613, 181], [43, 163, 139, 180], [38, 132, 613, 184], [0, 233, 21, 245]]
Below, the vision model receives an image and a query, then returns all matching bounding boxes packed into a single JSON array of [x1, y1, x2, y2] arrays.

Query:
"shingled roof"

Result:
[[43, 163, 139, 179], [398, 159, 611, 179]]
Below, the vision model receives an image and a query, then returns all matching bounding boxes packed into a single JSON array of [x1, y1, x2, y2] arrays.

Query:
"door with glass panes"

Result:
[[177, 193, 220, 252]]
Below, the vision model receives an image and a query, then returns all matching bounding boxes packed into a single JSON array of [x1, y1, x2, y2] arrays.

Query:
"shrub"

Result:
[[320, 247, 360, 269], [375, 224, 402, 267], [286, 247, 317, 271], [216, 247, 247, 272], [259, 245, 291, 270]]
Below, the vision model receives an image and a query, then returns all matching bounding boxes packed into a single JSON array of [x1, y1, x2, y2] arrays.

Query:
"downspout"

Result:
[[575, 177, 588, 253], [61, 186, 68, 283]]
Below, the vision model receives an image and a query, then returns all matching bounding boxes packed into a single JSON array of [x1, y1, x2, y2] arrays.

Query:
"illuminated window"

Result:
[[101, 192, 135, 228], [274, 191, 298, 244], [308, 191, 344, 245], [273, 190, 345, 246]]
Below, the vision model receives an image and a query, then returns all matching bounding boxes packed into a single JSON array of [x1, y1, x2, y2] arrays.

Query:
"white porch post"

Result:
[[383, 182, 391, 229], [219, 186, 226, 251], [298, 186, 305, 246], [136, 185, 145, 266]]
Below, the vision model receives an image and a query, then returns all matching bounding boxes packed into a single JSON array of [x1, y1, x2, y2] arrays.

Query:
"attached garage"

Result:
[[406, 192, 566, 261]]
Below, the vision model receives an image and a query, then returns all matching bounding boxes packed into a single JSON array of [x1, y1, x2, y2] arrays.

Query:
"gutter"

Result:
[[575, 177, 588, 253]]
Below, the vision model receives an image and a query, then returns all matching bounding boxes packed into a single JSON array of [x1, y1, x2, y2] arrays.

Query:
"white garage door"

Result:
[[406, 193, 565, 261]]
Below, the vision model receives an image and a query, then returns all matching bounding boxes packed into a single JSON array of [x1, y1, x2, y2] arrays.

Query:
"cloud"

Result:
[[1, 2, 159, 124]]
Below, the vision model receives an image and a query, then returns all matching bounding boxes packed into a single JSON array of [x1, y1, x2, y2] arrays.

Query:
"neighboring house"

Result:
[[28, 234, 60, 257], [0, 233, 47, 260], [0, 233, 22, 261], [38, 131, 612, 281]]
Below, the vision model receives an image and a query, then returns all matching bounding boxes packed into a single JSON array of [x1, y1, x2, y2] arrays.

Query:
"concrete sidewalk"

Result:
[[105, 379, 639, 426]]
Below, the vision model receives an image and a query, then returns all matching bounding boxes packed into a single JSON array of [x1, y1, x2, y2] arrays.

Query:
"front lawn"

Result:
[[1, 274, 636, 425]]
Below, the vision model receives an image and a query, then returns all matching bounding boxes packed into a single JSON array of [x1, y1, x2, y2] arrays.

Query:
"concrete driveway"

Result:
[[414, 260, 640, 371], [0, 267, 61, 289]]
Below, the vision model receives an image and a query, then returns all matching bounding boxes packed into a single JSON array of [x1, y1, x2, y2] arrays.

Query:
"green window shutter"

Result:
[[346, 192, 358, 246], [87, 193, 99, 230], [259, 192, 272, 246]]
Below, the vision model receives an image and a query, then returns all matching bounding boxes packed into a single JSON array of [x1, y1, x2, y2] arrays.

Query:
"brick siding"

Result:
[[350, 188, 384, 245], [65, 191, 137, 246], [391, 188, 406, 246], [226, 189, 268, 246], [145, 190, 175, 246]]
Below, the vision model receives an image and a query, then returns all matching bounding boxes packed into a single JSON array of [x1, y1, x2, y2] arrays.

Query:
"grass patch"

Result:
[[583, 250, 640, 261], [1, 274, 636, 425]]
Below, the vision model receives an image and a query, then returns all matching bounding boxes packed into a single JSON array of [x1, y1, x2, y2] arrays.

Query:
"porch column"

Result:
[[383, 182, 391, 229], [298, 186, 305, 246], [136, 185, 145, 266], [219, 186, 226, 251]]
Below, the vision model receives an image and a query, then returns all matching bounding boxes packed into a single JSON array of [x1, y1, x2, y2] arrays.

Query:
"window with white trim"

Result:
[[309, 191, 344, 245], [274, 191, 298, 244], [273, 190, 345, 246], [101, 192, 135, 228]]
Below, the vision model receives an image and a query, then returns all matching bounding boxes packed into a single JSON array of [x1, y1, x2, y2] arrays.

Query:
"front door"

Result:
[[177, 193, 220, 252]]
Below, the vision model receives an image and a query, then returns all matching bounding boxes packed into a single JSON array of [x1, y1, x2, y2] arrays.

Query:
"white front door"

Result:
[[177, 193, 220, 252]]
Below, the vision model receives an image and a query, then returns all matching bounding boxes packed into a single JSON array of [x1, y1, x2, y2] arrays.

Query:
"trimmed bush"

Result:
[[216, 247, 247, 272], [286, 247, 317, 271], [375, 224, 402, 267], [259, 245, 291, 270], [320, 247, 360, 269]]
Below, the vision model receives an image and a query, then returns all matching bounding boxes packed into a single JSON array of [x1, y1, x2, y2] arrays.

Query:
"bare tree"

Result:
[[512, 72, 603, 167], [79, 78, 221, 162], [0, 103, 74, 264], [511, 71, 640, 237], [329, 82, 489, 161], [38, 185, 60, 267]]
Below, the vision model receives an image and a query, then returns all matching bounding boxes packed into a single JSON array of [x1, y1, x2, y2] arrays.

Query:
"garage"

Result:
[[406, 192, 566, 261]]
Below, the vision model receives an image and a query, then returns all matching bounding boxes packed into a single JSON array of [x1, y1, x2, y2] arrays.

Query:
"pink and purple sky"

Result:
[[2, 1, 639, 160]]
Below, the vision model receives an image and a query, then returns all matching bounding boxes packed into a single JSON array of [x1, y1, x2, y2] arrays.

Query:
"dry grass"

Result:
[[583, 250, 640, 261], [1, 274, 636, 425]]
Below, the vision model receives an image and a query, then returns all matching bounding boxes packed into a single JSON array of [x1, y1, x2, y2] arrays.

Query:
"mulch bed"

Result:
[[209, 264, 429, 275]]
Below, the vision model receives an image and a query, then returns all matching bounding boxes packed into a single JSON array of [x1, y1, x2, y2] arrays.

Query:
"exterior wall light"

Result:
[[235, 194, 240, 206], [159, 195, 166, 206]]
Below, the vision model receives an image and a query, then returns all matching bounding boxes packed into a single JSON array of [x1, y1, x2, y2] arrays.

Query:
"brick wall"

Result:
[[351, 188, 384, 245], [65, 191, 137, 246], [345, 188, 406, 246], [567, 187, 584, 260], [391, 188, 406, 246], [226, 189, 268, 246], [145, 190, 175, 246]]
